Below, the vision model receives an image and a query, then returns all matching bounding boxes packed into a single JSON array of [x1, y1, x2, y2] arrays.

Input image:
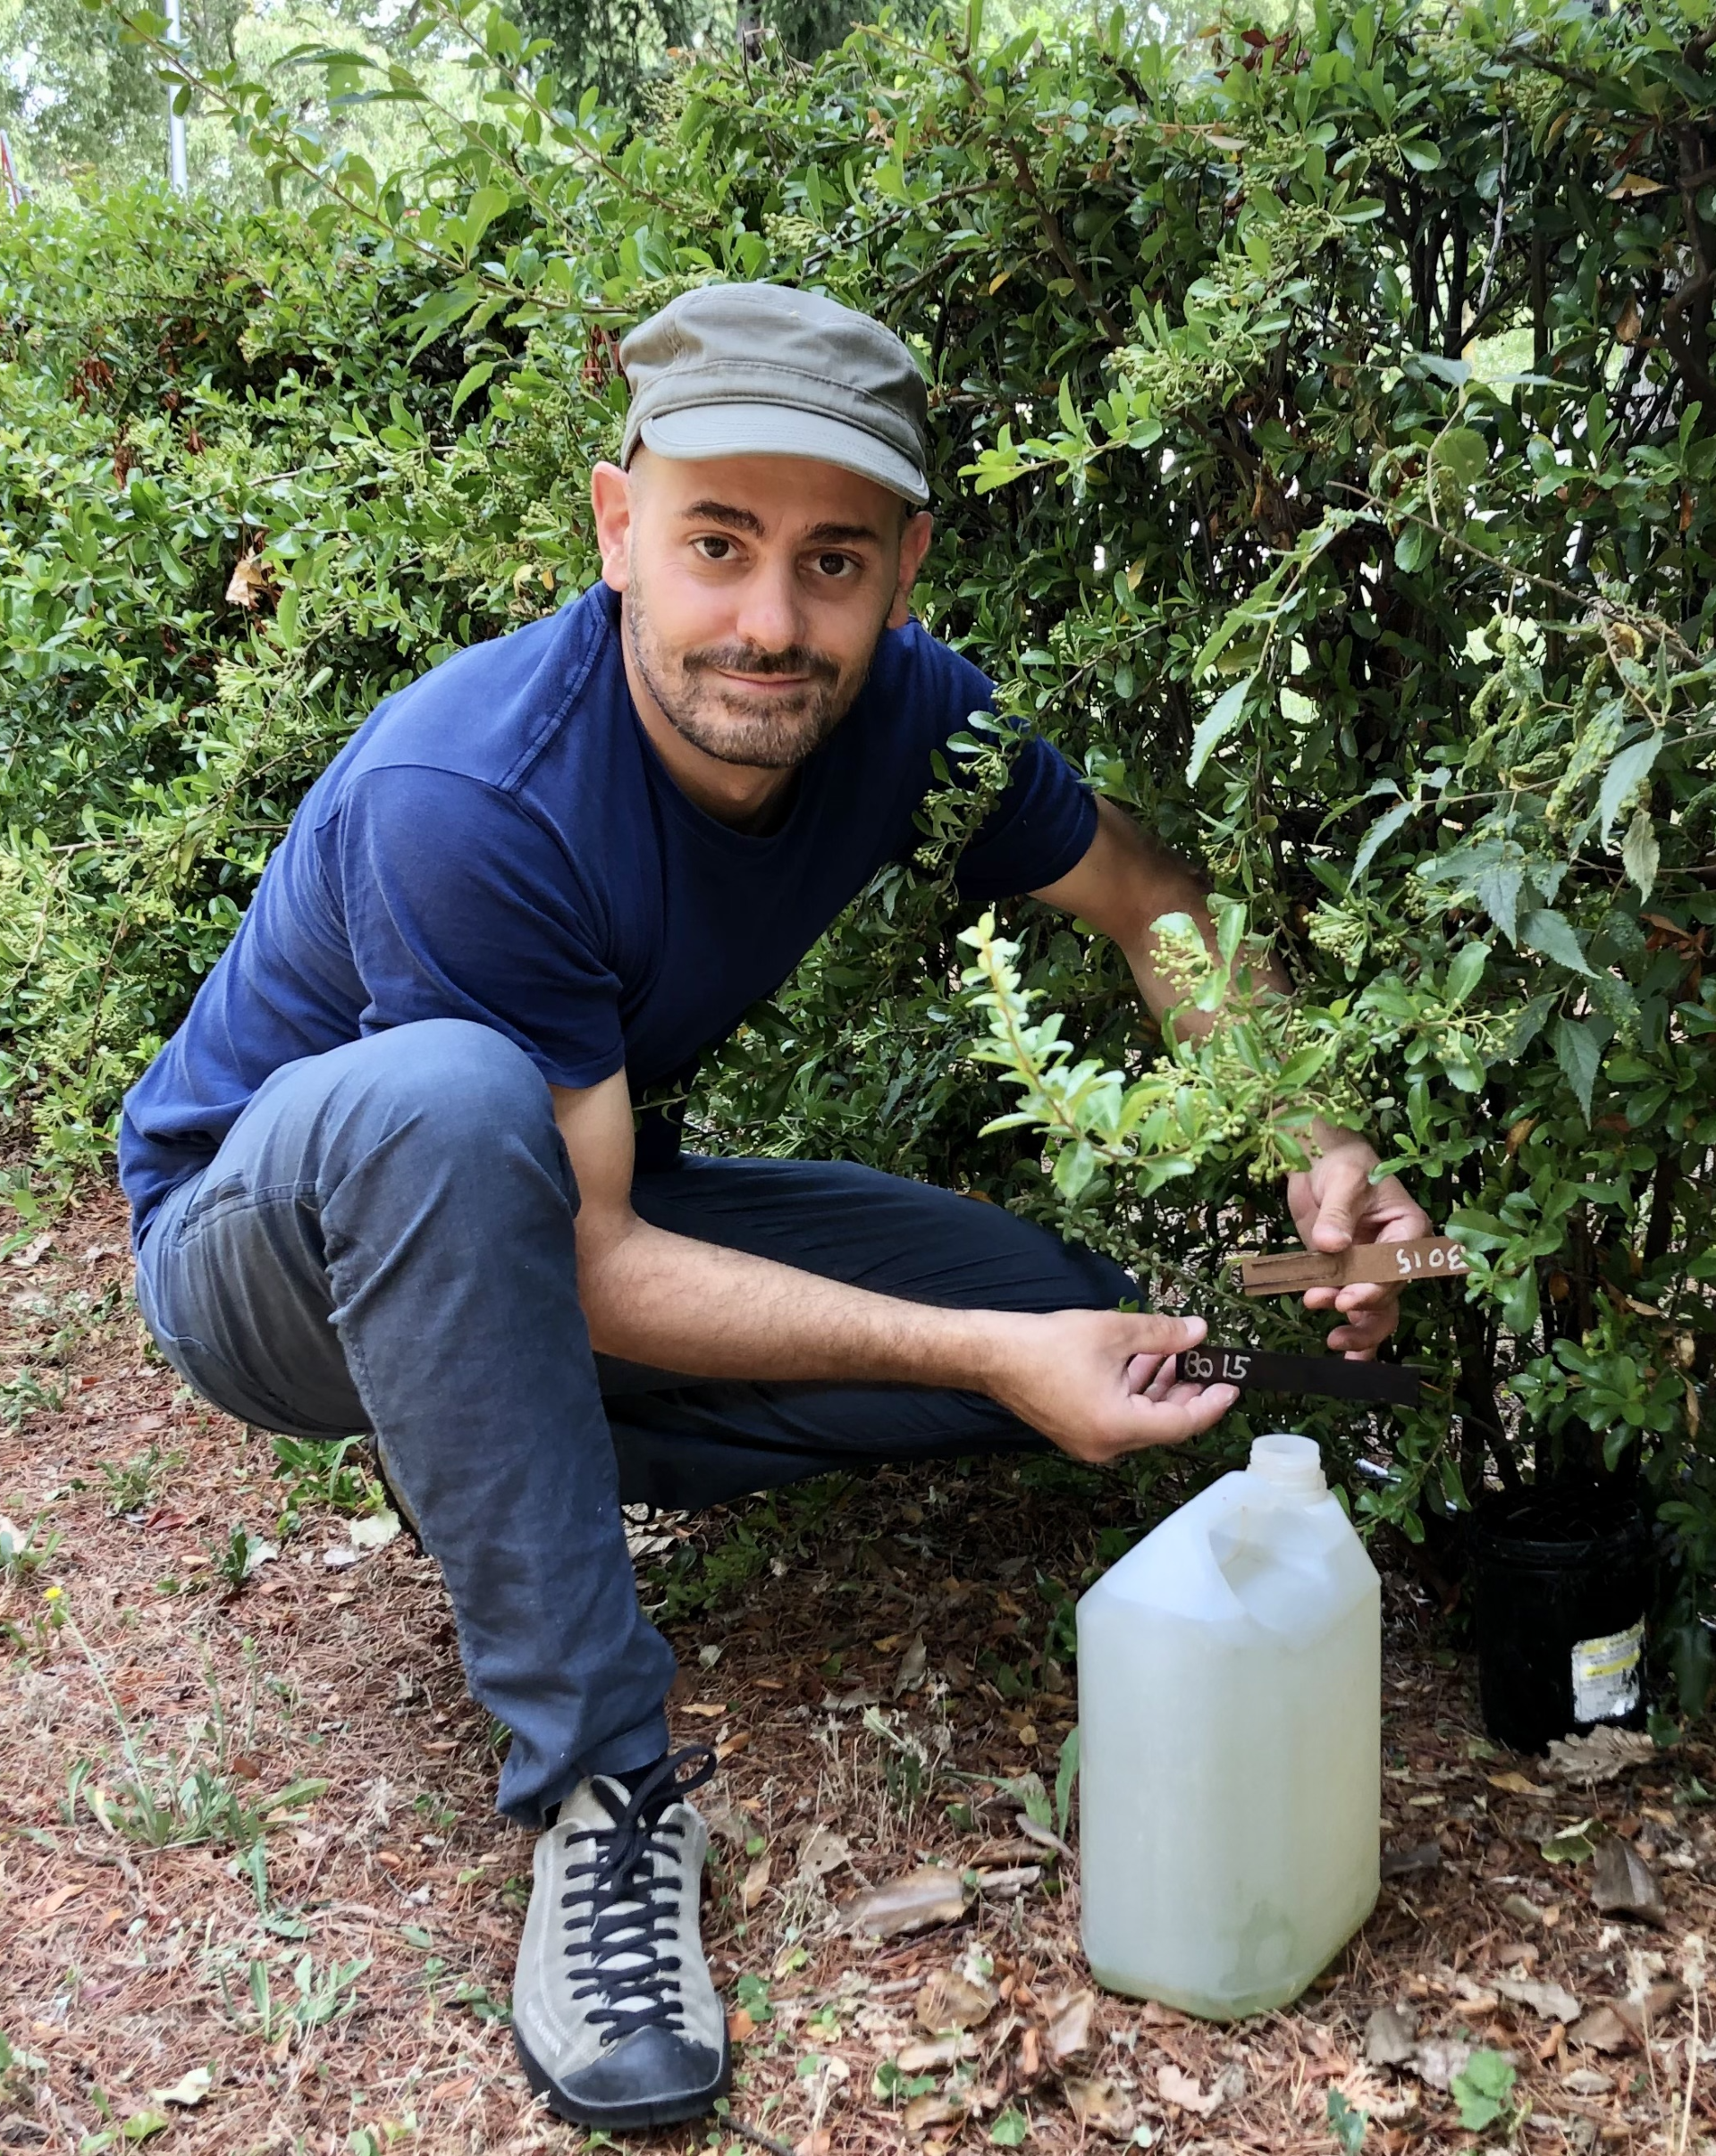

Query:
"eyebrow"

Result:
[[679, 501, 884, 548]]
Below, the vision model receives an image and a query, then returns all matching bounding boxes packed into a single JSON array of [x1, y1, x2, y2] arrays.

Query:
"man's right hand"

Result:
[[986, 1310, 1239, 1464], [553, 1071, 1239, 1455]]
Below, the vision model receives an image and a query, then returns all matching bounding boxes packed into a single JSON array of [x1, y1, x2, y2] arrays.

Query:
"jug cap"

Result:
[[1249, 1433, 1326, 1497]]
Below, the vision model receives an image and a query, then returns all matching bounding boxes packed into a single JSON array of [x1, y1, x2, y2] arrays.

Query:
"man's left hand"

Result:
[[1285, 1125, 1434, 1359]]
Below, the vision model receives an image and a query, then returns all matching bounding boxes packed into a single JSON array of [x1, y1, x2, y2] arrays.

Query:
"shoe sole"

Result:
[[513, 2025, 731, 2131]]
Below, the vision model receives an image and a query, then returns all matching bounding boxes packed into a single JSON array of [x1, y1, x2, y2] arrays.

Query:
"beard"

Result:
[[623, 568, 879, 771]]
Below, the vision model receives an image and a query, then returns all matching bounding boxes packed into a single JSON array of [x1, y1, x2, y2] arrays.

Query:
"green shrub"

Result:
[[3, 0, 1714, 1697]]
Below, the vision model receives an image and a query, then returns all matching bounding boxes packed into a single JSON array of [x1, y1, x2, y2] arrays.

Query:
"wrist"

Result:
[[943, 1307, 1031, 1402]]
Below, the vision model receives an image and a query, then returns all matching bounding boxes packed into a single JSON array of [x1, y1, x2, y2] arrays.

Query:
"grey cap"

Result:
[[618, 282, 930, 506]]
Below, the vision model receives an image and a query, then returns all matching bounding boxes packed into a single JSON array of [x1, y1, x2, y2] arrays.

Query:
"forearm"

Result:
[[577, 1213, 1015, 1391]]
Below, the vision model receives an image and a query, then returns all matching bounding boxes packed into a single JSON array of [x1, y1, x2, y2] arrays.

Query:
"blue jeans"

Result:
[[132, 1019, 1128, 1824]]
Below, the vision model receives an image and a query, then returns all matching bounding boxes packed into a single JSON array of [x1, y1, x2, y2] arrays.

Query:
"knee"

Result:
[[343, 1021, 555, 1144]]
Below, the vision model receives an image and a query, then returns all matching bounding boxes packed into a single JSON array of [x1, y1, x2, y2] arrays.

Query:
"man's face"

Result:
[[591, 449, 933, 771]]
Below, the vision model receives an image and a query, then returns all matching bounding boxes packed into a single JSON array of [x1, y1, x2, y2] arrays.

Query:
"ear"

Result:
[[885, 510, 935, 630], [591, 462, 635, 593]]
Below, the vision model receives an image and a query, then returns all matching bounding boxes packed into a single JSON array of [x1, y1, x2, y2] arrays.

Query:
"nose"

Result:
[[730, 554, 805, 659]]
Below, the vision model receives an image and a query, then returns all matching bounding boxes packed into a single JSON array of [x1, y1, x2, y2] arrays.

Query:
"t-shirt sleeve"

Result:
[[909, 636, 1098, 899], [330, 764, 627, 1091]]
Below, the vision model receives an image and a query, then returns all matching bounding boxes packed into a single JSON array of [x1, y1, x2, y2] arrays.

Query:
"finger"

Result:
[[1333, 1282, 1399, 1312], [1329, 1311, 1395, 1356], [1300, 1285, 1341, 1312], [1117, 1383, 1239, 1447], [1308, 1164, 1370, 1252], [1123, 1352, 1168, 1395], [1119, 1311, 1207, 1355]]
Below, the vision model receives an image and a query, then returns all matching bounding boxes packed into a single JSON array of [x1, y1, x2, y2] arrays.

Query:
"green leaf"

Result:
[[1520, 908, 1595, 976], [462, 185, 510, 249], [988, 2110, 1030, 2146], [450, 359, 496, 418], [1327, 2087, 1368, 2153], [1055, 1726, 1080, 1839], [1621, 805, 1659, 899], [1540, 1818, 1599, 1863], [1553, 1015, 1607, 1121], [1393, 521, 1433, 574], [1187, 673, 1253, 784], [1473, 861, 1525, 943], [1431, 423, 1486, 493], [1444, 939, 1488, 1006], [1353, 794, 1416, 880], [1451, 2048, 1516, 2132], [1597, 733, 1662, 842]]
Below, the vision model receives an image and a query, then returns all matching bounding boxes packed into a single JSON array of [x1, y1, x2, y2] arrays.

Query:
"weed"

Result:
[[640, 1478, 852, 1621], [272, 1435, 383, 1535], [98, 1444, 181, 1517], [1328, 2088, 1368, 2152], [446, 1978, 510, 2025], [861, 1705, 947, 1815], [2, 1582, 67, 1658], [60, 1606, 325, 1850], [231, 1950, 370, 2045], [0, 1512, 63, 1583], [1451, 2049, 1520, 2135], [211, 1524, 275, 1594], [0, 1368, 69, 1432], [734, 1972, 773, 2024], [1054, 1727, 1080, 1839], [66, 1753, 328, 1852], [0, 2025, 47, 2109], [873, 2058, 937, 2101]]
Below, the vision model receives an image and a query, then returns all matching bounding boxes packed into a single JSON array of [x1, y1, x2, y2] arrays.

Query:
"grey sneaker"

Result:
[[512, 1746, 729, 2131]]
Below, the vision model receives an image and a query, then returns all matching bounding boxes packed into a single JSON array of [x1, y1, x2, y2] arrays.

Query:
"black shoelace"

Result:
[[560, 1744, 719, 2045]]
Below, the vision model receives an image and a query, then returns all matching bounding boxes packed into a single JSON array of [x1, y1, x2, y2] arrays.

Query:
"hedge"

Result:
[[3, 0, 1714, 1700]]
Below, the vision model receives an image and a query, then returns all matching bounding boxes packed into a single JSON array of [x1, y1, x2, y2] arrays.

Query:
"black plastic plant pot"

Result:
[[1469, 1487, 1652, 1754]]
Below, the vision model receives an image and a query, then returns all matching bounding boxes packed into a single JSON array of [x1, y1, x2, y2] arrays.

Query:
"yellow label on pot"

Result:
[[1570, 1619, 1644, 1723]]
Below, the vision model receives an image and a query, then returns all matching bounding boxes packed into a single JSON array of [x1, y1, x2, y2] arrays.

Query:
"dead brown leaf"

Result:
[[894, 1634, 928, 1695], [1365, 2004, 1418, 2068], [27, 1883, 86, 1924], [903, 2092, 966, 2133], [224, 552, 274, 611], [1591, 1835, 1667, 1925], [1064, 2076, 1137, 2137], [915, 1967, 997, 2034], [1493, 1974, 1581, 2023], [1487, 1771, 1553, 1797], [1043, 1987, 1097, 2066], [1569, 2004, 1636, 2054], [842, 1865, 970, 1940], [896, 2034, 978, 2072], [1544, 1728, 1655, 1786], [741, 1854, 771, 1913], [1157, 2060, 1243, 2118], [795, 1824, 850, 1880]]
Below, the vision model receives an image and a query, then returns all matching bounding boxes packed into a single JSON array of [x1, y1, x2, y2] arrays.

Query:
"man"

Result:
[[120, 283, 1429, 2131]]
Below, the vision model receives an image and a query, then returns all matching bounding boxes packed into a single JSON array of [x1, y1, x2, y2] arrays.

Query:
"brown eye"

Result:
[[694, 536, 733, 560], [816, 552, 855, 578]]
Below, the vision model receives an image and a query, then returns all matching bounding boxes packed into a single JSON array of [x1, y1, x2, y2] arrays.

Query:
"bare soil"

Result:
[[3, 1187, 1714, 2156]]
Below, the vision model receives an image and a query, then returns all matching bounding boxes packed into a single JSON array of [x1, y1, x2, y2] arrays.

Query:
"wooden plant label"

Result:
[[1173, 1345, 1423, 1408], [1238, 1235, 1469, 1299]]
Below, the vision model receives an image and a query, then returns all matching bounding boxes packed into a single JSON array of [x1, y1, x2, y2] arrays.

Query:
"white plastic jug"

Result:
[[1077, 1432, 1380, 2017]]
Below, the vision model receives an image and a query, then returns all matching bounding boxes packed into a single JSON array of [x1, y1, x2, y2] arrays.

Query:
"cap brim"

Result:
[[639, 405, 929, 506]]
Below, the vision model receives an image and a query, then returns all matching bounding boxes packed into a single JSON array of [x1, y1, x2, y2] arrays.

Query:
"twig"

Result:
[[1473, 114, 1509, 324], [728, 2116, 797, 2156]]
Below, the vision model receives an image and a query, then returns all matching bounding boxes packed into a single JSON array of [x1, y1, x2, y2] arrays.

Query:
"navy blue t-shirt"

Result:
[[118, 581, 1096, 1245]]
